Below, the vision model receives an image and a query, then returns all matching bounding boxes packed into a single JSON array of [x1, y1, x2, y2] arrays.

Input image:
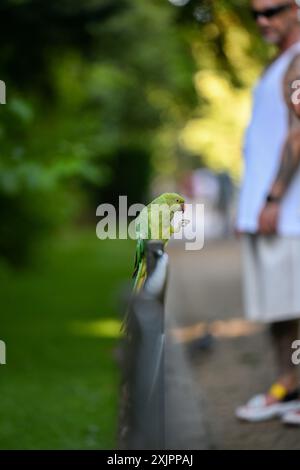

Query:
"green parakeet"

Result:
[[132, 192, 187, 293], [122, 192, 188, 334]]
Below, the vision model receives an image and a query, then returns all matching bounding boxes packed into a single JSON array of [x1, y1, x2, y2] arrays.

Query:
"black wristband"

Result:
[[266, 194, 281, 204]]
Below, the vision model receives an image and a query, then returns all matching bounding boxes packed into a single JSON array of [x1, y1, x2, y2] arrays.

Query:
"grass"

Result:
[[0, 230, 134, 449]]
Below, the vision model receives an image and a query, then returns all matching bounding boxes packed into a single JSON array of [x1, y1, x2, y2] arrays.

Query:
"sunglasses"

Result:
[[251, 2, 293, 20]]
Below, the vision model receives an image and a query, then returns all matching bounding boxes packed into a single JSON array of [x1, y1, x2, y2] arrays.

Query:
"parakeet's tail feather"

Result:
[[132, 238, 145, 279], [121, 258, 147, 335], [133, 258, 146, 292]]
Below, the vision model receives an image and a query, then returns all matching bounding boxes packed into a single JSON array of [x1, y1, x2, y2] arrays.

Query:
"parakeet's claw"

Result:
[[181, 219, 190, 227], [172, 218, 191, 234]]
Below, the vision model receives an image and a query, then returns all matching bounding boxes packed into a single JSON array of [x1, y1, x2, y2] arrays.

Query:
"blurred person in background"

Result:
[[236, 0, 300, 424]]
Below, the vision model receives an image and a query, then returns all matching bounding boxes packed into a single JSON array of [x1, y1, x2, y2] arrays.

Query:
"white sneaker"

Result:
[[236, 390, 300, 423], [282, 409, 300, 426]]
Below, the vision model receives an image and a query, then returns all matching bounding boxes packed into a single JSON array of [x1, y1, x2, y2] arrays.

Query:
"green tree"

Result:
[[0, 0, 271, 264]]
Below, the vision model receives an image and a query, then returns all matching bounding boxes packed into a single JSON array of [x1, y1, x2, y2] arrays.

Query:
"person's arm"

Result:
[[258, 54, 300, 235]]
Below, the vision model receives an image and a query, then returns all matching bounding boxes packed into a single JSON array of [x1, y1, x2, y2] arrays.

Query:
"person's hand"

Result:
[[258, 202, 280, 235]]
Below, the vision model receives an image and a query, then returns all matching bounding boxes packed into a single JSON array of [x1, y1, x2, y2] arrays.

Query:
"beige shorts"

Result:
[[241, 234, 300, 323]]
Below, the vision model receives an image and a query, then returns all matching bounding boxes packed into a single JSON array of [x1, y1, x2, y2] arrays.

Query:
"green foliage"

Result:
[[171, 0, 272, 179], [0, 0, 273, 264], [0, 0, 197, 264]]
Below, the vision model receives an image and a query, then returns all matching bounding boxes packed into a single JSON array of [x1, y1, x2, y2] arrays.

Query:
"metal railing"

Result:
[[118, 241, 212, 450], [119, 241, 167, 449]]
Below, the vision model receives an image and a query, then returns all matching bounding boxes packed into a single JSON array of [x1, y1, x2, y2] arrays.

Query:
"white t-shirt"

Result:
[[237, 42, 300, 236]]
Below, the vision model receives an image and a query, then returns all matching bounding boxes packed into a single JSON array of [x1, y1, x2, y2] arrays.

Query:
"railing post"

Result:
[[119, 241, 168, 450], [118, 238, 213, 450]]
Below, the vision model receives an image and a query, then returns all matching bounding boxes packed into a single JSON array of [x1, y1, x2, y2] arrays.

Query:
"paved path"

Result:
[[165, 239, 300, 450]]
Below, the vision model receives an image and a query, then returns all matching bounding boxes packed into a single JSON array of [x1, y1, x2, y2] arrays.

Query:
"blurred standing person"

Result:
[[236, 0, 300, 423]]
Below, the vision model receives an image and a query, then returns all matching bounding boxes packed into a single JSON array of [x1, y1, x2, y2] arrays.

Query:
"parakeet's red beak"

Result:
[[181, 203, 185, 212]]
